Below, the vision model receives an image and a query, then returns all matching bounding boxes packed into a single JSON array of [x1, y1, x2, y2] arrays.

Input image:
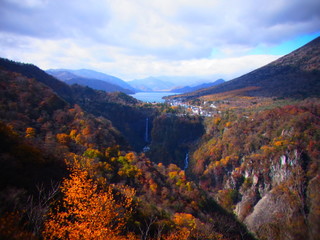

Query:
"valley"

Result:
[[0, 36, 319, 240]]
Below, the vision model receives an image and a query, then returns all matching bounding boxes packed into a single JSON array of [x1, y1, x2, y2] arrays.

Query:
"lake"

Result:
[[130, 92, 179, 103]]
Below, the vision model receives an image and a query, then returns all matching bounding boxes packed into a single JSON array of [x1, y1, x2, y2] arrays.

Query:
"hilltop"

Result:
[[47, 69, 136, 94], [171, 79, 225, 94], [170, 36, 320, 100]]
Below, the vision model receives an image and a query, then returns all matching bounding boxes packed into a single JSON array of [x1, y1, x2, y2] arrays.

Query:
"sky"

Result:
[[0, 0, 320, 82]]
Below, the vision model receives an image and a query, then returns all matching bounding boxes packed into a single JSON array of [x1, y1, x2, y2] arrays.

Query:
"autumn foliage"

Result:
[[43, 161, 135, 240]]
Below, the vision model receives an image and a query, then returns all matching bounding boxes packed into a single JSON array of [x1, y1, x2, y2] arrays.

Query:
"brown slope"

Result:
[[175, 36, 320, 100]]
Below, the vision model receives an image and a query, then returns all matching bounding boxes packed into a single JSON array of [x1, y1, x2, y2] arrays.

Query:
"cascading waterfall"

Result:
[[145, 117, 149, 143], [142, 118, 150, 153], [184, 153, 189, 170]]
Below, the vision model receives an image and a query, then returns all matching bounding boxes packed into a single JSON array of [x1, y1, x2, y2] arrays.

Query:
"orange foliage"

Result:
[[69, 129, 77, 139], [81, 126, 92, 136], [25, 127, 36, 138], [225, 121, 232, 128], [214, 117, 221, 125], [43, 165, 135, 240], [164, 227, 190, 240], [56, 133, 71, 145], [173, 213, 196, 229], [125, 152, 137, 163], [149, 179, 158, 193]]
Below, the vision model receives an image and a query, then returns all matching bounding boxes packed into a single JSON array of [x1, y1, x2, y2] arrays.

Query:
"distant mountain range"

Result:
[[129, 76, 225, 92], [47, 69, 136, 94], [128, 77, 175, 91], [174, 36, 320, 100], [171, 79, 225, 93]]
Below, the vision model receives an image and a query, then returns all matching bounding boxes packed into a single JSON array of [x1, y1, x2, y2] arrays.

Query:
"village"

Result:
[[165, 98, 221, 117]]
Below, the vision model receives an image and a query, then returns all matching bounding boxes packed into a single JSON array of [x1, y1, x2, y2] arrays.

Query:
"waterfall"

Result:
[[184, 153, 189, 170], [145, 117, 149, 142], [142, 118, 150, 152]]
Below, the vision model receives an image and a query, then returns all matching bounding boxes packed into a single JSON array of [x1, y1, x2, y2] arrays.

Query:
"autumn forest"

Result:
[[0, 37, 320, 240]]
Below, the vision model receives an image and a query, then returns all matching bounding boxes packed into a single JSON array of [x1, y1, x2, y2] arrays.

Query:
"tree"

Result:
[[25, 127, 36, 138], [43, 165, 136, 240]]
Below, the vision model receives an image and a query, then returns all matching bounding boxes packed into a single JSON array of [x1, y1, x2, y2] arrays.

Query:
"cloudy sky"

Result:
[[0, 0, 319, 81]]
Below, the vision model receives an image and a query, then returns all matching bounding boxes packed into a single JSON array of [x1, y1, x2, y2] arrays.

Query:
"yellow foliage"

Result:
[[220, 157, 229, 166], [169, 171, 178, 179], [149, 179, 158, 193], [186, 182, 193, 192]]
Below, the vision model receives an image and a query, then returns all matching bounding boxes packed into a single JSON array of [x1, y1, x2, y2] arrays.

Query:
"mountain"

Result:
[[172, 79, 225, 93], [0, 60, 256, 240], [128, 77, 175, 91], [1, 54, 320, 239], [0, 58, 154, 151], [157, 75, 222, 86], [190, 100, 320, 240], [174, 36, 320, 100], [47, 69, 136, 93], [46, 69, 134, 94], [66, 77, 135, 94], [0, 58, 74, 103]]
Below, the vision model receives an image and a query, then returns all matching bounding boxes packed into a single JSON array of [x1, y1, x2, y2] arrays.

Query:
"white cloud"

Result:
[[0, 0, 319, 81]]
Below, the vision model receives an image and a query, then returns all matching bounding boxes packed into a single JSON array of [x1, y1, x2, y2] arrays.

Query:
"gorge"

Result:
[[0, 36, 319, 240]]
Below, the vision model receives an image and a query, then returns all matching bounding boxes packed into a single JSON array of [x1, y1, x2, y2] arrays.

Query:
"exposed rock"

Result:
[[244, 188, 307, 240], [307, 175, 320, 240]]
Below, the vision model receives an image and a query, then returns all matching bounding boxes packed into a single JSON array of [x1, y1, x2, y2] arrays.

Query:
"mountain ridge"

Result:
[[46, 69, 134, 94], [47, 68, 137, 93], [173, 36, 320, 100], [0, 60, 257, 240], [171, 79, 225, 93], [128, 76, 175, 91]]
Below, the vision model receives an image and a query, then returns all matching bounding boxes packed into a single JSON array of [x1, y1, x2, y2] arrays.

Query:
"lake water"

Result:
[[130, 92, 178, 103]]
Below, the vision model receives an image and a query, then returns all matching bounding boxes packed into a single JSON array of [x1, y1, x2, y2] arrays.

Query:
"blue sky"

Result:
[[248, 33, 320, 55], [0, 0, 319, 82]]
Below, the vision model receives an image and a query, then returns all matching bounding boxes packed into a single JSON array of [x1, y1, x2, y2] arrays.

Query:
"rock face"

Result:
[[307, 175, 320, 240], [191, 101, 320, 240], [235, 149, 309, 240], [244, 190, 304, 240]]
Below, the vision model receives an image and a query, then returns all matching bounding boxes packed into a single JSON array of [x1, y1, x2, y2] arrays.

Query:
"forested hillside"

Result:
[[148, 114, 204, 168], [0, 36, 319, 240], [190, 100, 320, 240], [0, 63, 256, 239], [0, 58, 155, 151]]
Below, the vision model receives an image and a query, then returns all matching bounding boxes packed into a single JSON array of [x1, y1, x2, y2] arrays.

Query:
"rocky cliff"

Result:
[[190, 101, 320, 240]]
